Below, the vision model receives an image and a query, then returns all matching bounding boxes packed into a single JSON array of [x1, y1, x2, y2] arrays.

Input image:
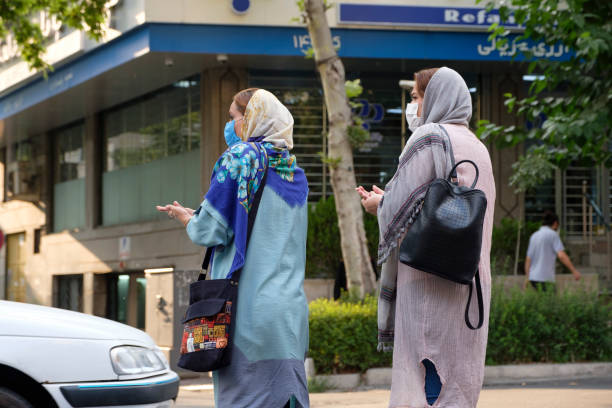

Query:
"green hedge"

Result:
[[308, 287, 612, 373], [486, 286, 612, 364], [306, 195, 379, 279], [308, 295, 391, 373]]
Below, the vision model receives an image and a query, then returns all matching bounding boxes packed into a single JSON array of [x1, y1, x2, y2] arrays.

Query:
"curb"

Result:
[[483, 362, 612, 385], [308, 362, 612, 390]]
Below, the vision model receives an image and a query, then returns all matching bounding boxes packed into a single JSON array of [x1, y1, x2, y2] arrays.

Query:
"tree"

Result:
[[476, 0, 612, 174], [298, 0, 376, 297], [0, 0, 108, 72]]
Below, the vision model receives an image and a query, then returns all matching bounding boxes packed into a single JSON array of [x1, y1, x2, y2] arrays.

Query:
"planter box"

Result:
[[492, 273, 599, 293], [315, 373, 361, 390], [304, 279, 335, 302]]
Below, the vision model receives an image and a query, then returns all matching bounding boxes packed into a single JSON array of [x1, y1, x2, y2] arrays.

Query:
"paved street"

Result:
[[175, 376, 612, 407]]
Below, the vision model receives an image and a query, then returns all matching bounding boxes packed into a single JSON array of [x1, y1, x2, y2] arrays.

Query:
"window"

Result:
[[55, 123, 85, 183], [101, 76, 202, 225], [53, 122, 86, 232], [105, 273, 146, 329], [5, 136, 43, 201], [249, 71, 407, 201], [250, 73, 327, 201], [54, 274, 83, 312], [104, 76, 201, 172], [34, 228, 42, 253]]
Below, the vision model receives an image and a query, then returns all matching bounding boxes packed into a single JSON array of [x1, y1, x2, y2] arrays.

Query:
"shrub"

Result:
[[308, 295, 391, 373], [307, 377, 332, 393], [486, 285, 612, 365], [306, 195, 379, 279], [308, 286, 612, 373]]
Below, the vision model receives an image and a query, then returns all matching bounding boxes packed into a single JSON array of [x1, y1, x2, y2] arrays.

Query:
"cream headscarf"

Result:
[[242, 89, 295, 150]]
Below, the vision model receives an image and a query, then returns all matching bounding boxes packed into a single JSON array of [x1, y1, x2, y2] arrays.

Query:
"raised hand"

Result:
[[156, 201, 192, 226]]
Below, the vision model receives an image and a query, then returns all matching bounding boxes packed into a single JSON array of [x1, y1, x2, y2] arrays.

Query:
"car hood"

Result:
[[0, 301, 155, 345]]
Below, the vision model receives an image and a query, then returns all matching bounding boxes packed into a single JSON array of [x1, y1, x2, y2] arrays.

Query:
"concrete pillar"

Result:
[[145, 270, 174, 365], [83, 272, 94, 315], [0, 147, 5, 202], [41, 132, 54, 234], [200, 68, 247, 195], [84, 115, 102, 229], [92, 273, 107, 317], [127, 273, 139, 327]]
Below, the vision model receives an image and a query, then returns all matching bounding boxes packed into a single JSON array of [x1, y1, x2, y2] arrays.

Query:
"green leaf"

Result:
[[345, 79, 363, 98], [2, 0, 108, 72], [303, 47, 315, 59]]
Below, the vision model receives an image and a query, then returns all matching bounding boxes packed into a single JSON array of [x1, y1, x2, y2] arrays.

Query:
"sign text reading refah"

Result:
[[338, 4, 519, 30]]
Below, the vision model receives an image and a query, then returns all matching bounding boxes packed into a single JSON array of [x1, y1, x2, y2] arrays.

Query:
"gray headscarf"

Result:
[[376, 67, 472, 351], [423, 67, 472, 126]]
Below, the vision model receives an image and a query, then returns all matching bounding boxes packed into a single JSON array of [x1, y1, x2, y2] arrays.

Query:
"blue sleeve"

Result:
[[186, 199, 234, 247]]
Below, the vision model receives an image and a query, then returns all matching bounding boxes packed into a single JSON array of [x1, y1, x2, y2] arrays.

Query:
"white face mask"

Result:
[[405, 103, 423, 132]]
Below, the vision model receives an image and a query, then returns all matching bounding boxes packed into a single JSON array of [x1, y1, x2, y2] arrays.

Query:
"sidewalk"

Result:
[[175, 373, 612, 408]]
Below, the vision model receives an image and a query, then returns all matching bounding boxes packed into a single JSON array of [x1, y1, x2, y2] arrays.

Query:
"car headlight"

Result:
[[110, 346, 167, 375]]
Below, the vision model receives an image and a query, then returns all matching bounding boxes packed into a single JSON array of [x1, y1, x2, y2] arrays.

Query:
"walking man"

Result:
[[525, 211, 581, 291]]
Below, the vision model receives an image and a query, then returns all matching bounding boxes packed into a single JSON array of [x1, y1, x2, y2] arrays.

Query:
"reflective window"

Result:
[[104, 76, 201, 172], [54, 274, 83, 312], [55, 123, 85, 183]]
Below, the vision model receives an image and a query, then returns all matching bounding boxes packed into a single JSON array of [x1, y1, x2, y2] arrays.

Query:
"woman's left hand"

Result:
[[356, 185, 384, 216], [156, 201, 193, 226]]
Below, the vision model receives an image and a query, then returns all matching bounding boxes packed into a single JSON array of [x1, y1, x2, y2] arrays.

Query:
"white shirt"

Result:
[[527, 226, 565, 282]]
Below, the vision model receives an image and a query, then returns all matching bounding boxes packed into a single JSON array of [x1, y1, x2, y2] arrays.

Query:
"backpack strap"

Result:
[[465, 270, 484, 330], [438, 124, 457, 183]]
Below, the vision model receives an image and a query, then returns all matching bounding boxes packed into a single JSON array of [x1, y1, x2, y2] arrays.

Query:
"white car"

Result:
[[0, 300, 179, 408]]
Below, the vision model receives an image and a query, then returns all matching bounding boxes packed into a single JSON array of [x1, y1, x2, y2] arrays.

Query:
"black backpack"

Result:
[[399, 126, 487, 330]]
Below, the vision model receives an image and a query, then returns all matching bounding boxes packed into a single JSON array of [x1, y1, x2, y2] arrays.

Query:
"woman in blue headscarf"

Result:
[[157, 89, 310, 408]]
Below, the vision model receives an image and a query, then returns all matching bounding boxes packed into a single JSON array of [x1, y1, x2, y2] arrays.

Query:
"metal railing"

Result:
[[582, 180, 612, 281]]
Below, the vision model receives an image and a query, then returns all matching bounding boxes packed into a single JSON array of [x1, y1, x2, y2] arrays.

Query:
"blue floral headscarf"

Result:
[[204, 90, 308, 278]]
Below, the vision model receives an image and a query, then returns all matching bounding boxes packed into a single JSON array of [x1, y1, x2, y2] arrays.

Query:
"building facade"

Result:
[[0, 0, 609, 369]]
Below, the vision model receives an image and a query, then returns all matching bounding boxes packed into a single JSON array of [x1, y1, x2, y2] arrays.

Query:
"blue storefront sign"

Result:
[[337, 3, 520, 30], [1, 23, 570, 120]]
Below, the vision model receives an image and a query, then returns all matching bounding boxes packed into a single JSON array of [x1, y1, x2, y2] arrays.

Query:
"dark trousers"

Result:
[[530, 281, 555, 292]]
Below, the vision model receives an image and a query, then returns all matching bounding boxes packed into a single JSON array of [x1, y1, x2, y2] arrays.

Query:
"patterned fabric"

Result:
[[246, 142, 308, 208], [213, 143, 267, 211], [242, 89, 295, 149], [180, 302, 232, 353], [205, 142, 268, 279]]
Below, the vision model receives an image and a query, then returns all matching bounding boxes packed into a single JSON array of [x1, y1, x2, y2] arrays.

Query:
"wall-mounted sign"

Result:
[[292, 33, 341, 55], [337, 3, 520, 31], [231, 0, 251, 14], [119, 236, 131, 260], [0, 24, 573, 121]]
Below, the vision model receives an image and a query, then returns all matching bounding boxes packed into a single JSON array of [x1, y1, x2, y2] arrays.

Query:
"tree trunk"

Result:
[[304, 0, 376, 296]]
